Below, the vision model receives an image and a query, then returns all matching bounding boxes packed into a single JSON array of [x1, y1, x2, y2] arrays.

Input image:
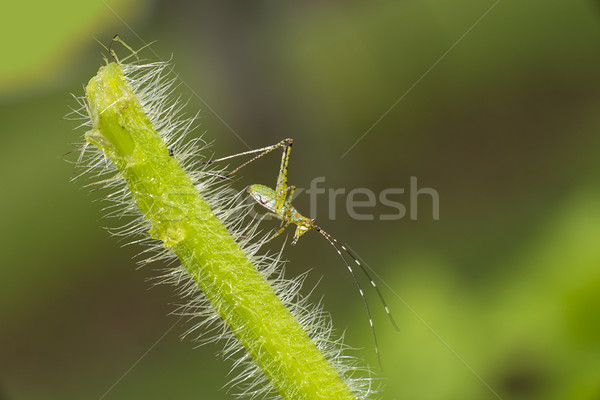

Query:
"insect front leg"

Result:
[[268, 220, 291, 243]]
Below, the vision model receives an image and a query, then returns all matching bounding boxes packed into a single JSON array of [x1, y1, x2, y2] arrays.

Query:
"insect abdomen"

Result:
[[248, 184, 278, 213]]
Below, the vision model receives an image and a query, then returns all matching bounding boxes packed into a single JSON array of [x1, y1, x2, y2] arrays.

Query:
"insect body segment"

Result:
[[205, 138, 399, 367], [248, 184, 314, 244]]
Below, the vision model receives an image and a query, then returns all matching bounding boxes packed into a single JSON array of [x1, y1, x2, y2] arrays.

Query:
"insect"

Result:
[[202, 138, 400, 367]]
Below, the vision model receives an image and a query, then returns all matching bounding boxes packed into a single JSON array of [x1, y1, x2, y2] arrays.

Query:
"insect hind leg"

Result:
[[200, 138, 293, 180], [274, 184, 296, 211]]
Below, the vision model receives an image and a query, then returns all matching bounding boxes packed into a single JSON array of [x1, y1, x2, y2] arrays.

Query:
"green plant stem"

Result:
[[84, 62, 357, 400]]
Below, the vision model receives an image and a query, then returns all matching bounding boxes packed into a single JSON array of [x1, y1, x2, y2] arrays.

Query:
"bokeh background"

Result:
[[2, 1, 600, 399]]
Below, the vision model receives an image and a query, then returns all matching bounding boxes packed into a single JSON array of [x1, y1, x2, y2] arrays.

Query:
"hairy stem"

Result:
[[84, 61, 357, 400]]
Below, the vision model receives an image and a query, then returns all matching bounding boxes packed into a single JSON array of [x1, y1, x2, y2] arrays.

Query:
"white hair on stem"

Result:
[[67, 54, 378, 400]]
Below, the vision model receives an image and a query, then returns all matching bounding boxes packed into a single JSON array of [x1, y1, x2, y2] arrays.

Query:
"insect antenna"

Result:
[[314, 226, 383, 370], [339, 243, 401, 334]]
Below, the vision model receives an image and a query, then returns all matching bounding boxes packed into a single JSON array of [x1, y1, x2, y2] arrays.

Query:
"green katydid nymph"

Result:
[[202, 138, 400, 367]]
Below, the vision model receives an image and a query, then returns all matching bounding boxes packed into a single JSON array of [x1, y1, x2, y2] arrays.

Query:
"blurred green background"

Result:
[[2, 1, 600, 399]]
